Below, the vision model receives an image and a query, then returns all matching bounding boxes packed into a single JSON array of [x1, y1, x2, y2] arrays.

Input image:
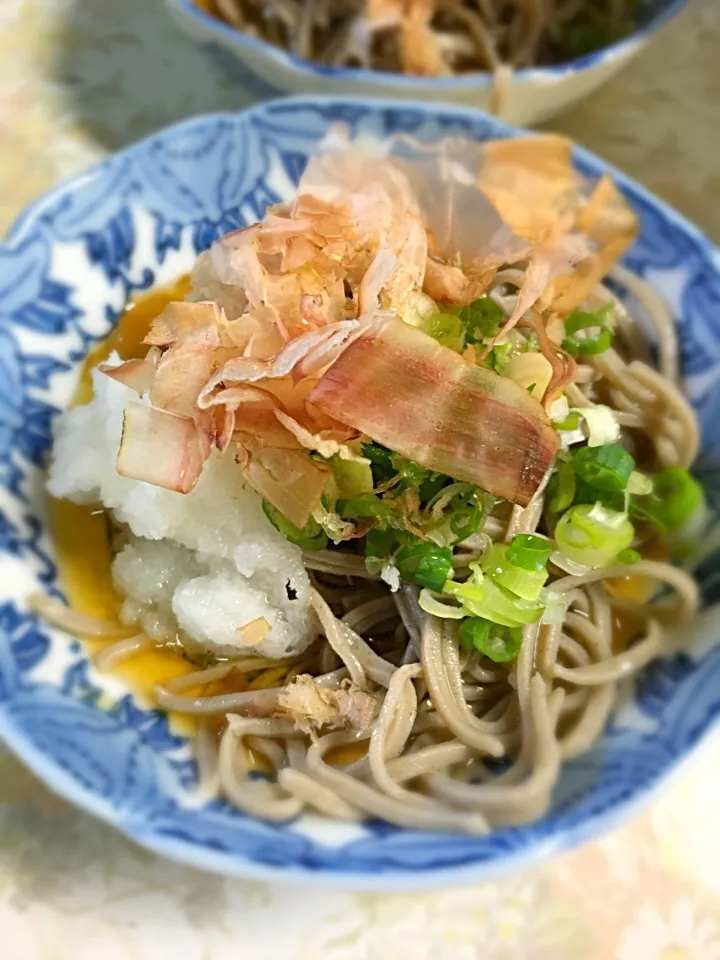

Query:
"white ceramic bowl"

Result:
[[164, 0, 689, 126]]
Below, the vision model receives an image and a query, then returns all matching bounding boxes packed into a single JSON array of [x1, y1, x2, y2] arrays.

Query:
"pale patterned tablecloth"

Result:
[[1, 2, 720, 958]]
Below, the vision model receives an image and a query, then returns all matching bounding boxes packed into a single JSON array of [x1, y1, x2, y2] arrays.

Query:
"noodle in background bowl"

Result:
[[1, 96, 720, 890], [163, 0, 690, 126]]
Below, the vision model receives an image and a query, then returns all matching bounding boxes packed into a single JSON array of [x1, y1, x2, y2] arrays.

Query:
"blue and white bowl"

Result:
[[1, 96, 720, 891], [165, 0, 689, 126]]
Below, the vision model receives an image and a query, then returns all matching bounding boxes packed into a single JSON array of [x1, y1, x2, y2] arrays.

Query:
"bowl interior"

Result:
[[171, 0, 690, 81], [1, 97, 720, 889]]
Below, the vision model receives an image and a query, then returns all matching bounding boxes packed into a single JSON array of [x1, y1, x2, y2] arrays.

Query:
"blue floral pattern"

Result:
[[0, 97, 719, 889]]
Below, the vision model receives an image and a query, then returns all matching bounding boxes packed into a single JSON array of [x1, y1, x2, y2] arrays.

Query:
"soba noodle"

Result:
[[206, 0, 642, 109], [73, 263, 701, 836], [209, 0, 640, 70]]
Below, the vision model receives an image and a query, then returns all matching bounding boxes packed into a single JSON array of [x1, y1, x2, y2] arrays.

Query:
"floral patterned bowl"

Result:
[[1, 96, 719, 891], [164, 0, 690, 126]]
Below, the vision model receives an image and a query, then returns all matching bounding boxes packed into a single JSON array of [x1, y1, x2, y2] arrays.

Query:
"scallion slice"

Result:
[[421, 312, 466, 353], [564, 305, 613, 335], [617, 547, 641, 564], [364, 527, 397, 561], [458, 296, 504, 343], [563, 328, 613, 356], [555, 503, 634, 568], [458, 617, 523, 662], [562, 304, 614, 356], [548, 460, 577, 513], [572, 443, 635, 492], [445, 576, 545, 626], [648, 467, 704, 531], [395, 542, 453, 592], [554, 412, 582, 432], [361, 441, 395, 483], [418, 589, 466, 619], [481, 543, 548, 601], [506, 534, 553, 572], [330, 457, 374, 499], [448, 489, 484, 541], [339, 493, 394, 527], [262, 500, 329, 551]]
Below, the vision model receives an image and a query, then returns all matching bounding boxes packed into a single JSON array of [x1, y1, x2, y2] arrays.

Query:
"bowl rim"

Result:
[[0, 94, 719, 891], [167, 0, 690, 89], [0, 708, 715, 891]]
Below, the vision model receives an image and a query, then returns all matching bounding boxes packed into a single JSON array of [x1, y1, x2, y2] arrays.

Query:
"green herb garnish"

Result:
[[262, 500, 328, 551], [395, 542, 454, 592], [572, 443, 635, 492], [562, 304, 614, 356], [459, 296, 504, 343], [506, 534, 553, 572], [458, 617, 523, 662]]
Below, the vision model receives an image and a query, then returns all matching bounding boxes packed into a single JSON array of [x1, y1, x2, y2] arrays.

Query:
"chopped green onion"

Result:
[[586, 502, 630, 529], [541, 589, 568, 625], [506, 534, 553, 572], [548, 460, 577, 513], [627, 471, 653, 496], [361, 442, 395, 483], [458, 296, 504, 343], [419, 471, 449, 505], [339, 493, 394, 527], [458, 617, 523, 662], [421, 312, 466, 352], [573, 405, 621, 447], [262, 500, 329, 551], [391, 456, 429, 488], [329, 457, 374, 500], [554, 412, 581, 432], [449, 489, 484, 541], [425, 484, 485, 544], [487, 341, 514, 373], [481, 543, 548, 601], [361, 442, 449, 501], [555, 503, 634, 568], [562, 304, 614, 356], [401, 292, 442, 328], [366, 527, 417, 574], [563, 330, 613, 356], [395, 542, 453, 592], [444, 575, 544, 627], [364, 527, 397, 560], [365, 556, 385, 575], [313, 501, 352, 544], [573, 477, 624, 512], [477, 578, 545, 626], [564, 304, 613, 336], [617, 548, 641, 564], [418, 588, 466, 619], [424, 520, 458, 549], [647, 467, 704, 531], [450, 507, 480, 539], [628, 498, 664, 530], [458, 616, 491, 651], [443, 575, 485, 604], [572, 443, 635, 492]]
